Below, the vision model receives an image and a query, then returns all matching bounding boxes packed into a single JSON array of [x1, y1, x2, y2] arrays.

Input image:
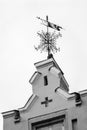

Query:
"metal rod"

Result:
[[46, 16, 50, 58]]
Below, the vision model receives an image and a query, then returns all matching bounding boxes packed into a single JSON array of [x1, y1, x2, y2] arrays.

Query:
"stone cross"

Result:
[[41, 97, 52, 107]]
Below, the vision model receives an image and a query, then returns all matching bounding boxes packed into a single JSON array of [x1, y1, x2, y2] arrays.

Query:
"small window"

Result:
[[72, 119, 78, 130], [44, 76, 48, 86]]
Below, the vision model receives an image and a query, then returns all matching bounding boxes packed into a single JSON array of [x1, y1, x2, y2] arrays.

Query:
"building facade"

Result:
[[2, 57, 87, 130]]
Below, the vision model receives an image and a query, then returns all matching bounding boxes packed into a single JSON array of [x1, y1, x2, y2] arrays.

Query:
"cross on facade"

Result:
[[41, 97, 53, 107]]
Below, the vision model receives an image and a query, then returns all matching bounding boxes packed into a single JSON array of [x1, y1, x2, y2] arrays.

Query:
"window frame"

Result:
[[28, 110, 68, 130]]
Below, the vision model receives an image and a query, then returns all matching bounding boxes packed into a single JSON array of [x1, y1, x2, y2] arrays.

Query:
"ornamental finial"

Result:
[[34, 16, 63, 59]]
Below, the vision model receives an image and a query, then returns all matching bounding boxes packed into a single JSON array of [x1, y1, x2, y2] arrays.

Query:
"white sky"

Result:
[[0, 0, 87, 129]]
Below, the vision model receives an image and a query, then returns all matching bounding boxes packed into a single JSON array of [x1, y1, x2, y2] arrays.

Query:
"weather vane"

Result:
[[34, 16, 63, 59]]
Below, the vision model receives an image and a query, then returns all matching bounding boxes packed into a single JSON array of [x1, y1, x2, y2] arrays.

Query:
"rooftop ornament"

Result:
[[34, 16, 63, 59]]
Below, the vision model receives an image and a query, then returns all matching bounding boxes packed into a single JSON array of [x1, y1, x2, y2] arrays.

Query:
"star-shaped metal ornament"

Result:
[[34, 30, 62, 56], [35, 16, 63, 58]]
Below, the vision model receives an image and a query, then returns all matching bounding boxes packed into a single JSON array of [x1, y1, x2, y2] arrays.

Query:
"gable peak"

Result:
[[34, 57, 63, 74]]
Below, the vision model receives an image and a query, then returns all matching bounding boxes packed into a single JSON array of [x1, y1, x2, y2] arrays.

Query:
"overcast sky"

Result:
[[0, 0, 87, 129]]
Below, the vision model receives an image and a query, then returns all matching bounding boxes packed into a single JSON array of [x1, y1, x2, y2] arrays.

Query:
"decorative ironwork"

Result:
[[35, 31, 61, 54], [35, 16, 63, 58]]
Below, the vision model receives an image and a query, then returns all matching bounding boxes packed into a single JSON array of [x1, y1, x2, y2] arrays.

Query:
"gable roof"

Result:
[[2, 89, 87, 118], [15, 89, 87, 113], [2, 94, 38, 117], [19, 94, 38, 112]]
